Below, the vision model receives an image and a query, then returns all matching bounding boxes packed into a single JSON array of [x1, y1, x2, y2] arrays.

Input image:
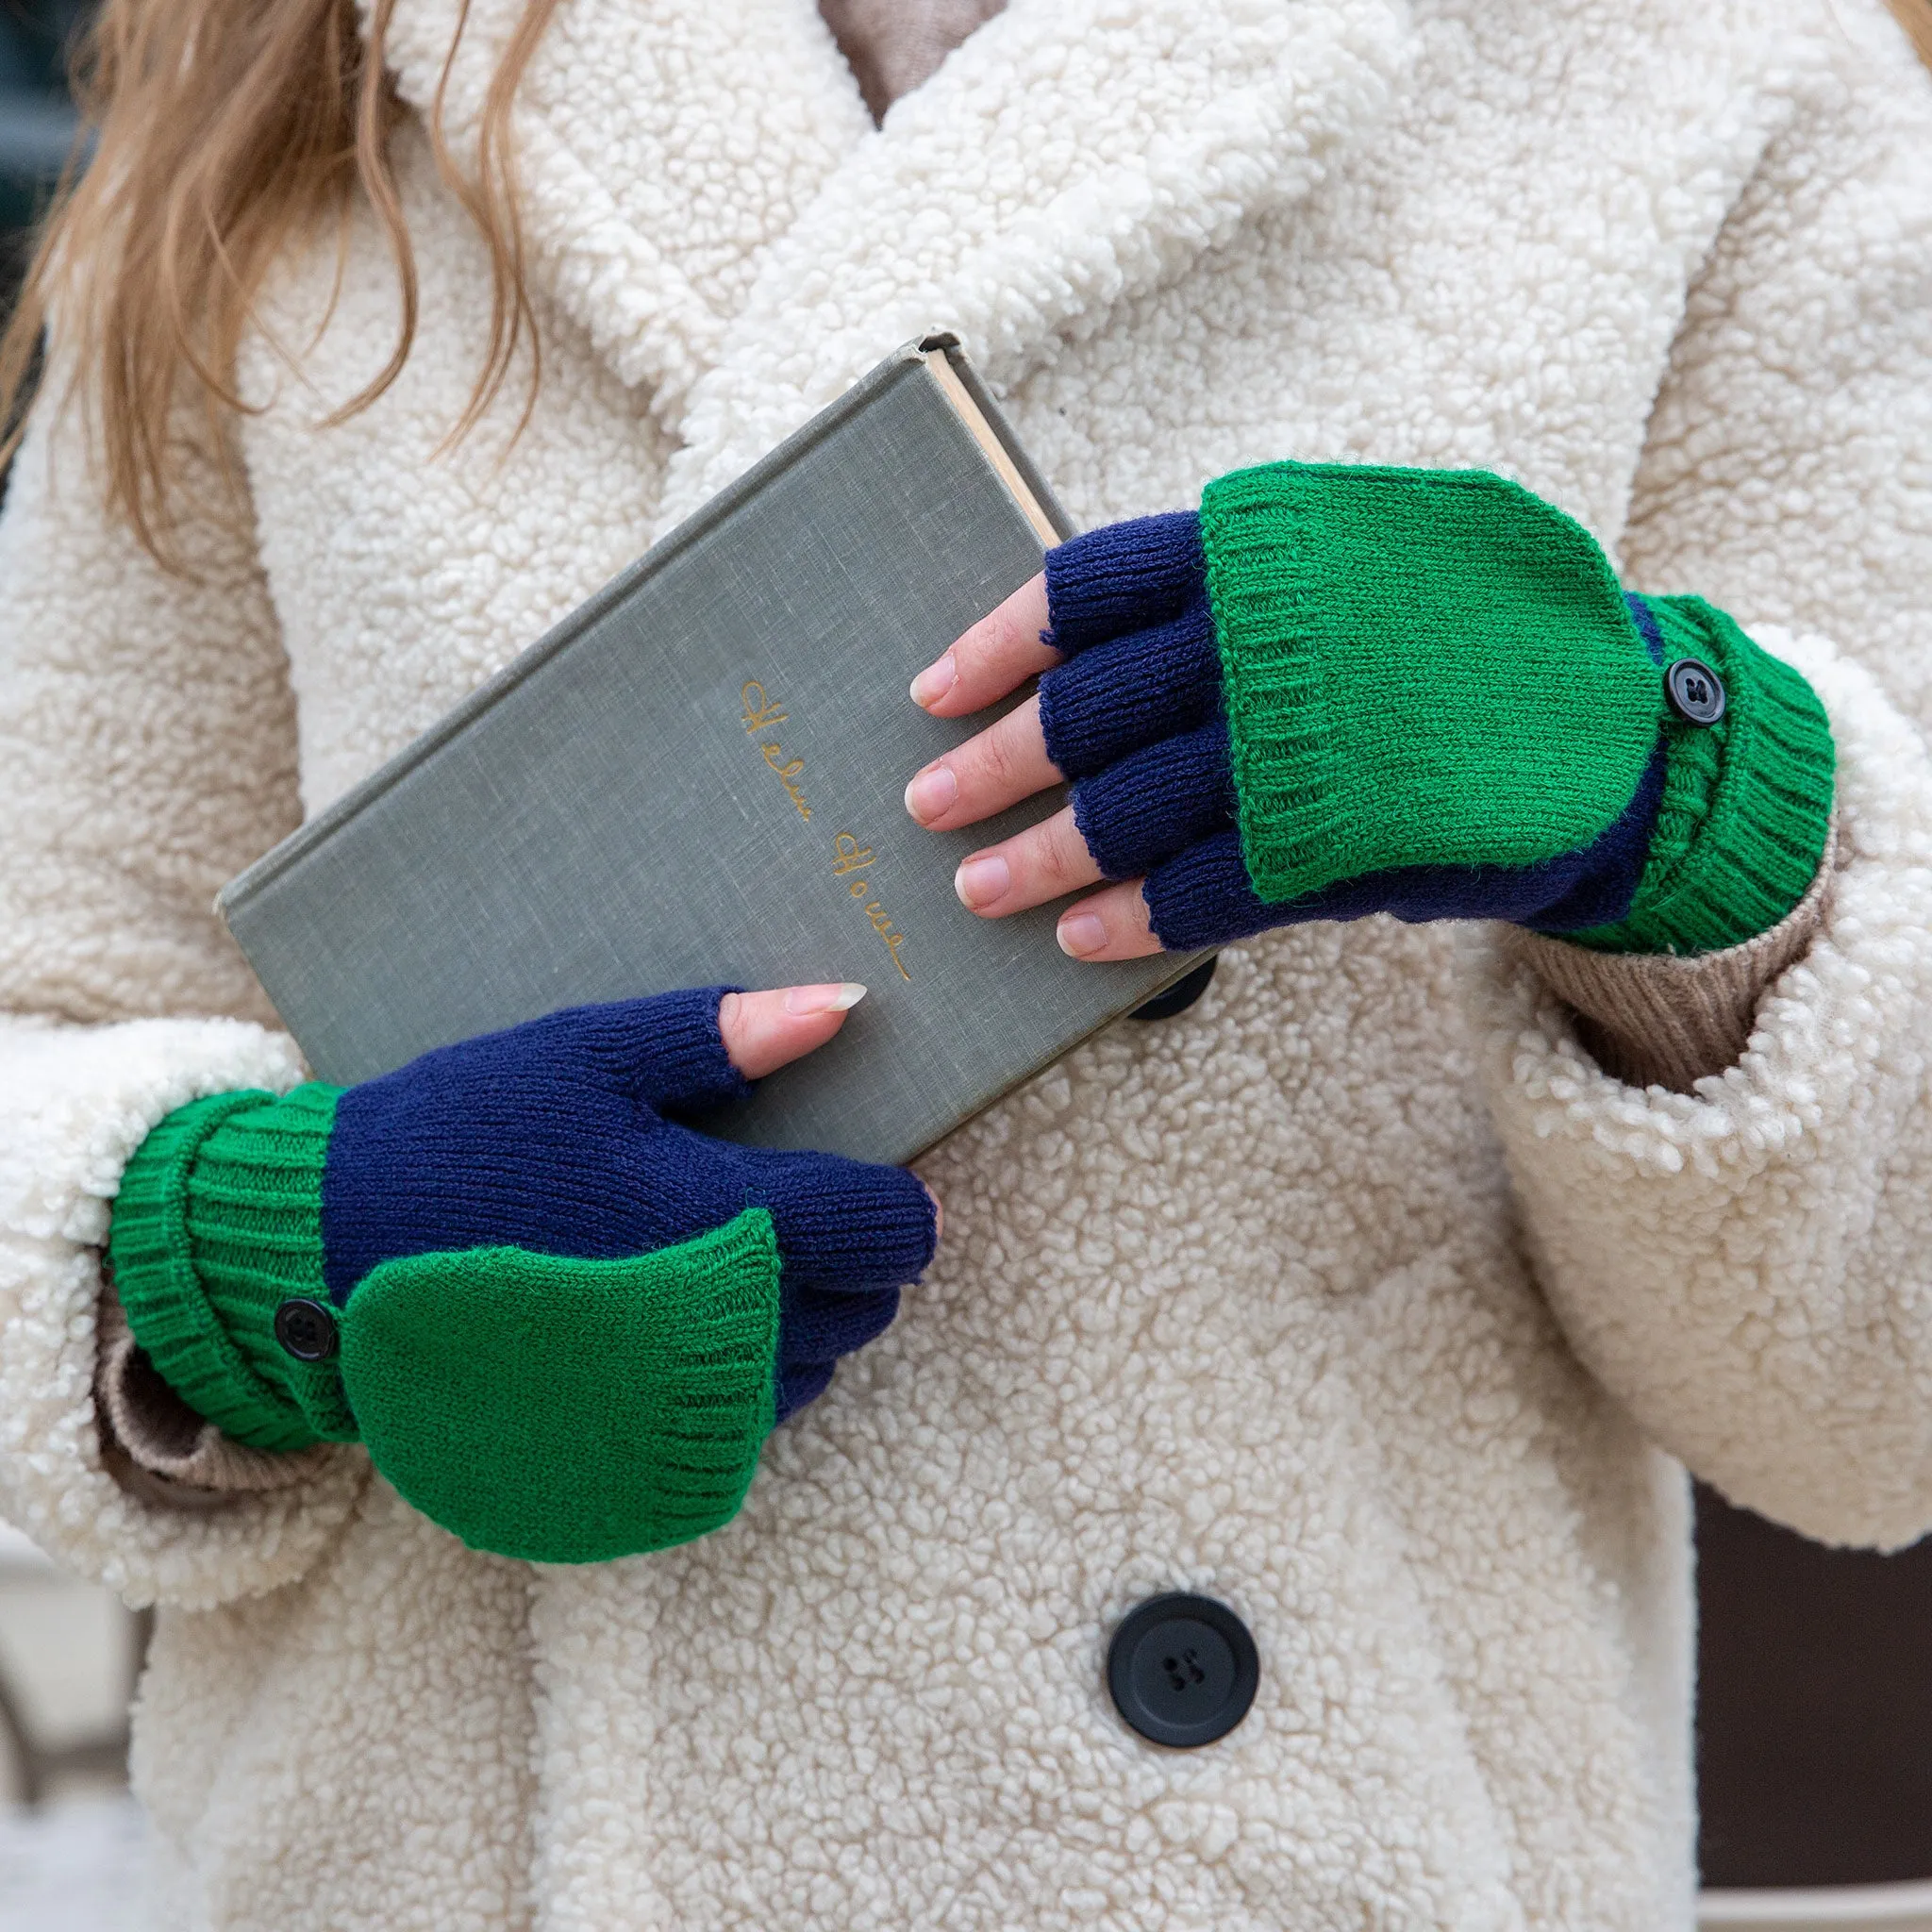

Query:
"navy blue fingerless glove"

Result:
[[108, 990, 938, 1562]]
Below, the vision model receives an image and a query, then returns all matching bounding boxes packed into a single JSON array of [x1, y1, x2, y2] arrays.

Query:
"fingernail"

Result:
[[909, 651, 957, 709], [1057, 912, 1108, 958], [785, 982, 868, 1016], [954, 855, 1010, 910], [904, 762, 958, 824]]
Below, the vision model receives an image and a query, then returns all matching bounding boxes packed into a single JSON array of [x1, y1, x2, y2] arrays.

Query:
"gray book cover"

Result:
[[219, 338, 1204, 1166]]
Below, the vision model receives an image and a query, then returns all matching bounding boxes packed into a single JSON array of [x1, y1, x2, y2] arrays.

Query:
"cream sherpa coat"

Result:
[[4, 0, 1932, 1924]]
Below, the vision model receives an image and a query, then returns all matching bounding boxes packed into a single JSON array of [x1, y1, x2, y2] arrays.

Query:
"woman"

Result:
[[2, 0, 1930, 1924]]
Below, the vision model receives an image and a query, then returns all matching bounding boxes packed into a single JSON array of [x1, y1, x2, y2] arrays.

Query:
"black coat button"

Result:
[[1664, 658, 1726, 725], [275, 1297, 341, 1362], [1131, 954, 1218, 1022], [1106, 1592, 1258, 1747]]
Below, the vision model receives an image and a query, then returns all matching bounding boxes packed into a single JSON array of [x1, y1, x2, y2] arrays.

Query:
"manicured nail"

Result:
[[909, 651, 957, 709], [785, 982, 868, 1015], [954, 855, 1010, 909], [1057, 912, 1108, 958], [904, 762, 958, 824]]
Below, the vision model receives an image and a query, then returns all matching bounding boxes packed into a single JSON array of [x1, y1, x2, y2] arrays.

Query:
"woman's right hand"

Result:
[[107, 986, 941, 1563]]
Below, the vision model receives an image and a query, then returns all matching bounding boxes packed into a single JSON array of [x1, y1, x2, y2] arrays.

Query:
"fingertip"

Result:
[[721, 985, 864, 1080], [784, 982, 867, 1016], [926, 575, 1057, 716], [1054, 882, 1162, 961], [909, 650, 957, 712], [1056, 911, 1108, 958]]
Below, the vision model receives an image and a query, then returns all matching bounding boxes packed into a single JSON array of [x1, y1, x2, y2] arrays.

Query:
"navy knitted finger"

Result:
[[1142, 831, 1282, 951], [774, 1358, 836, 1422], [1072, 721, 1237, 879], [782, 1283, 903, 1363], [1141, 750, 1671, 950], [504, 990, 753, 1116], [1043, 511, 1206, 656], [726, 1143, 937, 1294], [776, 1283, 902, 1421], [1038, 598, 1223, 780]]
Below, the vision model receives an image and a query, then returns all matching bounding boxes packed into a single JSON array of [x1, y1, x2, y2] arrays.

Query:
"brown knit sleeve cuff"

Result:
[[818, 0, 1008, 121], [94, 1279, 334, 1508], [1502, 822, 1840, 1095]]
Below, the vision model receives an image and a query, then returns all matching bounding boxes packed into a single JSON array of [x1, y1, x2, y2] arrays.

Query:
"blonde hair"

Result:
[[0, 0, 563, 560], [1892, 0, 1932, 66]]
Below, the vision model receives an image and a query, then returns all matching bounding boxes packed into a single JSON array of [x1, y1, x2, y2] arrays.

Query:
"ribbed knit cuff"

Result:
[[1572, 598, 1835, 956], [1197, 462, 1659, 905], [108, 1086, 354, 1454]]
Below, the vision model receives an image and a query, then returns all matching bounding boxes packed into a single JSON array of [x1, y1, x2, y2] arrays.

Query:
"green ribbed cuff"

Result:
[[108, 1085, 355, 1453], [339, 1213, 781, 1562], [1198, 462, 1660, 906], [1572, 597, 1835, 956]]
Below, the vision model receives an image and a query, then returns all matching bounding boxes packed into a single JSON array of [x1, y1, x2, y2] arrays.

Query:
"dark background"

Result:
[[1697, 1485, 1932, 1888], [0, 0, 84, 303]]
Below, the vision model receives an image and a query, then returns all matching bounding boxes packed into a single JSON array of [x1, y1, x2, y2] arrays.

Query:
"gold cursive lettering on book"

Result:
[[741, 682, 810, 822], [736, 681, 914, 979], [833, 833, 912, 982], [741, 681, 789, 734]]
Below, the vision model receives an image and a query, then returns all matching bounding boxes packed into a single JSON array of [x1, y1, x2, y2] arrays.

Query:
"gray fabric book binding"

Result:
[[219, 338, 1204, 1165]]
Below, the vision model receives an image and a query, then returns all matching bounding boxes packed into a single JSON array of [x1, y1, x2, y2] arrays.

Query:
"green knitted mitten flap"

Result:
[[112, 1092, 786, 1562], [338, 1211, 782, 1563], [1198, 463, 1661, 906]]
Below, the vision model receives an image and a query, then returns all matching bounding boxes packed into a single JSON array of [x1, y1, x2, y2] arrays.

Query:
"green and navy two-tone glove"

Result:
[[107, 991, 937, 1562], [1034, 463, 1835, 952]]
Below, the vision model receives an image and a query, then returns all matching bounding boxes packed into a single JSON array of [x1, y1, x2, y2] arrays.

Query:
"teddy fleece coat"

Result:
[[3, 0, 1932, 1924]]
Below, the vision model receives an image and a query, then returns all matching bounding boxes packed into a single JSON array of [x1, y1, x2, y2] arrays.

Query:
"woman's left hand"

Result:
[[899, 469, 1807, 963]]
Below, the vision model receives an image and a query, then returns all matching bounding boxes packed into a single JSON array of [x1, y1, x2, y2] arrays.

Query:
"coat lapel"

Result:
[[656, 0, 1416, 526], [378, 0, 1413, 494], [378, 0, 874, 419]]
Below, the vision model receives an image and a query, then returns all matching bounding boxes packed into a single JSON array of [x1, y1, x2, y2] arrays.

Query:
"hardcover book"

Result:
[[219, 338, 1205, 1166]]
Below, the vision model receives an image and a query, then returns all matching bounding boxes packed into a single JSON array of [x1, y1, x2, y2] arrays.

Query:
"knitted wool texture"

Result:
[[1574, 594, 1836, 953], [1039, 466, 1835, 955], [106, 1086, 352, 1454], [345, 1219, 781, 1563], [107, 991, 937, 1561]]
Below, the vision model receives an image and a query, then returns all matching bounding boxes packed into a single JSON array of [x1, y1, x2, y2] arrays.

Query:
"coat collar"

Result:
[[378, 0, 1413, 505], [378, 0, 874, 416]]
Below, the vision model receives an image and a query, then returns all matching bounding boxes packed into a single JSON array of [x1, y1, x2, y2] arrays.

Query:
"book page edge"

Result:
[[921, 346, 1068, 548]]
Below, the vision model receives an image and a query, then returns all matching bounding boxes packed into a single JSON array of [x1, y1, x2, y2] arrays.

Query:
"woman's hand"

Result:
[[723, 984, 941, 1239], [108, 984, 942, 1564], [905, 575, 1165, 961], [901, 469, 1819, 962]]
